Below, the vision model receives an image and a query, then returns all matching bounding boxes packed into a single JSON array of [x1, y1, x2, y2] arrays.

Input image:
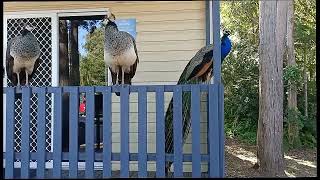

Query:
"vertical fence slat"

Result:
[[212, 0, 222, 83], [21, 87, 32, 178], [120, 86, 129, 177], [138, 87, 147, 177], [36, 88, 47, 178], [156, 86, 165, 177], [103, 87, 112, 178], [85, 87, 95, 178], [173, 86, 183, 177], [208, 84, 219, 177], [53, 88, 62, 178], [5, 88, 15, 179], [219, 84, 225, 177], [69, 87, 79, 178], [191, 85, 201, 177], [21, 87, 31, 178]]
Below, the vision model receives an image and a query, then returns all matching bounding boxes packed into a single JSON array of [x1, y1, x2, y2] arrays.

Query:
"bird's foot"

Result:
[[16, 83, 21, 89]]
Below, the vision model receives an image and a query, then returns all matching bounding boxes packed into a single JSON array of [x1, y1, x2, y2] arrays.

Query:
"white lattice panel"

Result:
[[6, 17, 53, 153]]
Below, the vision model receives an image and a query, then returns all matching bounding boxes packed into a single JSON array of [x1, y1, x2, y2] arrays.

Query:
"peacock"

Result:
[[164, 30, 232, 175], [6, 24, 41, 87]]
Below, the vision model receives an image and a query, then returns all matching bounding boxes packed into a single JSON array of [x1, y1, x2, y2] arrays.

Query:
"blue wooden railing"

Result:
[[3, 84, 224, 178]]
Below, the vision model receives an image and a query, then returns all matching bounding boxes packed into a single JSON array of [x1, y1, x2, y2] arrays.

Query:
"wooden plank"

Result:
[[53, 88, 63, 178], [191, 86, 201, 177], [155, 86, 165, 177], [68, 87, 79, 178], [109, 100, 209, 113], [4, 1, 204, 14], [120, 86, 130, 177], [137, 61, 189, 72], [102, 87, 112, 178], [10, 151, 210, 162], [5, 87, 15, 179], [85, 87, 95, 178], [137, 19, 204, 32], [212, 0, 222, 83], [21, 87, 31, 178], [136, 39, 205, 52], [137, 29, 205, 42], [133, 71, 191, 83], [138, 50, 202, 62], [173, 86, 183, 177], [115, 9, 205, 22], [219, 84, 225, 177], [36, 88, 47, 178], [110, 122, 208, 134], [208, 84, 219, 177], [138, 87, 147, 177]]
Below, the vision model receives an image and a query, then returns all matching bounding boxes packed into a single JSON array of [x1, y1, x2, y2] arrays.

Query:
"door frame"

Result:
[[3, 8, 109, 170]]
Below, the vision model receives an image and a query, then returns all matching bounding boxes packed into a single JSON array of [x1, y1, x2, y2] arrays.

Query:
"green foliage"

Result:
[[283, 108, 304, 149], [283, 108, 316, 149], [221, 0, 259, 146], [80, 27, 106, 86], [283, 64, 303, 88], [221, 0, 316, 149]]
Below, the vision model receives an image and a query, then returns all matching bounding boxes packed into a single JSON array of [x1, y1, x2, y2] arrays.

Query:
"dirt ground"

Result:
[[225, 138, 317, 177]]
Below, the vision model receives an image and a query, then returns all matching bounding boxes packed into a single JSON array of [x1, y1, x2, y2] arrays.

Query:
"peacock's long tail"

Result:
[[164, 77, 206, 173]]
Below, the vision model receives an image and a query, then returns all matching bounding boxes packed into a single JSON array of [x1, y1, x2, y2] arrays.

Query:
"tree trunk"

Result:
[[70, 20, 80, 86], [256, 0, 287, 177], [286, 0, 300, 146], [59, 20, 70, 152], [287, 0, 297, 109], [59, 20, 70, 86], [304, 52, 308, 118]]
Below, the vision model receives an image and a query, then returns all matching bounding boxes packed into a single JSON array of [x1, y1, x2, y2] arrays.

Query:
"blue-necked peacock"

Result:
[[164, 30, 232, 175]]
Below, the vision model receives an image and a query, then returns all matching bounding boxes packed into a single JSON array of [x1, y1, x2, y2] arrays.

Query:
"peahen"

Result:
[[6, 24, 41, 87], [164, 30, 232, 175], [103, 12, 139, 96]]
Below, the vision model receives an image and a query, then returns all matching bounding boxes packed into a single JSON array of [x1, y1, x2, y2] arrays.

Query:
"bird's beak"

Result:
[[102, 15, 108, 25], [25, 25, 36, 31]]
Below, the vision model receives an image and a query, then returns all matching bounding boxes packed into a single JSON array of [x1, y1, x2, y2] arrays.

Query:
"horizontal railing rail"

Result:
[[3, 84, 224, 178]]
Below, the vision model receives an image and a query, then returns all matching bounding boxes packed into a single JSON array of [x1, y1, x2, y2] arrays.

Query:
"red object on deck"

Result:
[[79, 97, 86, 113]]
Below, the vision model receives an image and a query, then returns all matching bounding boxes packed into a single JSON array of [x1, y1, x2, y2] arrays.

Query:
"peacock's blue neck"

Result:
[[221, 36, 232, 62]]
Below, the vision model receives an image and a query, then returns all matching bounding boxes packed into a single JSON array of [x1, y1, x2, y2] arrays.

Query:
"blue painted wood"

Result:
[[5, 87, 15, 179], [36, 88, 47, 178], [138, 87, 147, 177], [102, 87, 112, 178], [173, 86, 183, 177], [205, 0, 211, 46], [21, 87, 31, 178], [53, 88, 63, 178], [120, 86, 129, 177], [85, 87, 95, 178], [8, 151, 210, 162], [208, 84, 219, 177], [155, 86, 165, 177], [191, 85, 201, 177], [219, 84, 225, 177], [68, 87, 79, 178], [31, 84, 210, 93], [3, 84, 222, 178], [212, 0, 221, 84], [129, 84, 209, 93]]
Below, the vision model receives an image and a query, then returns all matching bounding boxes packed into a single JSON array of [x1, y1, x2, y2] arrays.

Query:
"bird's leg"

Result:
[[116, 67, 119, 85], [16, 72, 21, 87], [25, 70, 29, 86], [121, 67, 125, 86]]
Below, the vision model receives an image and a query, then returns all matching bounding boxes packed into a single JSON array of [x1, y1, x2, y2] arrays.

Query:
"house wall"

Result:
[[4, 1, 208, 172]]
